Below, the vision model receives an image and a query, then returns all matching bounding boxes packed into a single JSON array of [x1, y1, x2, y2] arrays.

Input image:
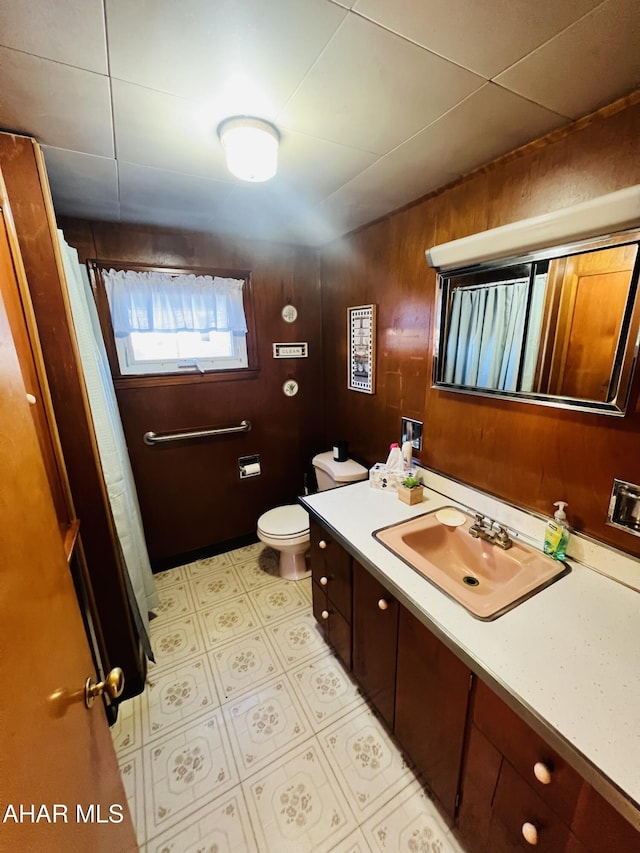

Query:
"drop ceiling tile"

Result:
[[0, 47, 113, 157], [106, 0, 346, 111], [112, 80, 231, 181], [42, 146, 120, 221], [118, 161, 235, 231], [352, 0, 603, 77], [495, 0, 640, 119], [0, 0, 107, 74], [275, 129, 378, 200], [279, 13, 484, 155], [368, 83, 567, 207]]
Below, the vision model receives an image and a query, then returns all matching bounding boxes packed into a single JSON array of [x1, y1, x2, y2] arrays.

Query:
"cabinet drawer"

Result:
[[312, 580, 351, 670], [473, 680, 583, 825], [309, 520, 352, 620], [492, 761, 588, 853]]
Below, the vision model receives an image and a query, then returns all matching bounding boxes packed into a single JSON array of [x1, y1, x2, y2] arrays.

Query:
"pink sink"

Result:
[[374, 508, 569, 620]]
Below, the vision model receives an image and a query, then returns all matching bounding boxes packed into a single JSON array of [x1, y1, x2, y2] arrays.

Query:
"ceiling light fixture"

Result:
[[217, 116, 280, 183]]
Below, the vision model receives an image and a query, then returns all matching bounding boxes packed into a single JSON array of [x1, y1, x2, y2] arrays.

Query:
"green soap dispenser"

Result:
[[543, 501, 570, 560]]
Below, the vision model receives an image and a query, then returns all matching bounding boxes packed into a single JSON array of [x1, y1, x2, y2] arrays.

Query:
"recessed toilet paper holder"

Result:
[[239, 454, 261, 479]]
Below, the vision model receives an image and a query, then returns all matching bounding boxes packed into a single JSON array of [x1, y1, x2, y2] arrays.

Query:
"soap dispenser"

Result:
[[543, 501, 570, 560]]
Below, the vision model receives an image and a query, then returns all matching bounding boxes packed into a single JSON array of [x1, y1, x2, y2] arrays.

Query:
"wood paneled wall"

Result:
[[62, 220, 324, 563], [321, 97, 640, 556]]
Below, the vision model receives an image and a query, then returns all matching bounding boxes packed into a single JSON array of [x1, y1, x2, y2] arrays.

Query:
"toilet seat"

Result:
[[257, 504, 309, 540]]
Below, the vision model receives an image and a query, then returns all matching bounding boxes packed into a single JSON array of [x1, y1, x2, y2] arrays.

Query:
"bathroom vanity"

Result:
[[301, 479, 640, 852]]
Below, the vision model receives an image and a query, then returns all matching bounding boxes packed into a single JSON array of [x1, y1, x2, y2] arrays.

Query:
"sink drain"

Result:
[[463, 576, 480, 587]]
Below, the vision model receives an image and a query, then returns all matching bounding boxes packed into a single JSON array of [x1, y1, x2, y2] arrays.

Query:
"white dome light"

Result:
[[218, 116, 280, 183]]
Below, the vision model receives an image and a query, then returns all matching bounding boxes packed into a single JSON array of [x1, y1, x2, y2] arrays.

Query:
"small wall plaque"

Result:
[[273, 342, 308, 358], [348, 304, 376, 394]]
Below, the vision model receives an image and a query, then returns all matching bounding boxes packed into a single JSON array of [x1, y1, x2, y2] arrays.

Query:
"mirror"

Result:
[[433, 231, 640, 415]]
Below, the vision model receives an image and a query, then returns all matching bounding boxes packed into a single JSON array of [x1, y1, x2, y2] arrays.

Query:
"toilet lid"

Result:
[[258, 504, 309, 538]]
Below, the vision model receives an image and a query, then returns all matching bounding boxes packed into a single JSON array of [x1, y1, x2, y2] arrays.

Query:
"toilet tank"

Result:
[[312, 451, 368, 491]]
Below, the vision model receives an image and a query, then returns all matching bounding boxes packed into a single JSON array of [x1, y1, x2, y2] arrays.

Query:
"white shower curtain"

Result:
[[57, 231, 158, 655]]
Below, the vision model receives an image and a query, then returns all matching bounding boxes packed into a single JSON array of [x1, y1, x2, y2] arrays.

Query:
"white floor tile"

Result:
[[319, 705, 414, 823], [248, 582, 309, 624], [243, 741, 357, 853], [289, 651, 366, 731], [266, 609, 328, 668], [143, 708, 238, 842], [190, 565, 244, 609], [152, 580, 195, 623], [111, 689, 144, 756], [197, 593, 261, 645], [223, 674, 313, 778], [361, 778, 460, 853], [148, 613, 206, 672], [184, 552, 233, 578], [145, 786, 257, 852], [118, 749, 146, 847], [142, 655, 219, 744], [209, 629, 283, 702], [153, 565, 186, 590]]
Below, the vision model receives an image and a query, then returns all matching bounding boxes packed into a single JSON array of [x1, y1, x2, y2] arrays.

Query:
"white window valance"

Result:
[[103, 269, 247, 336]]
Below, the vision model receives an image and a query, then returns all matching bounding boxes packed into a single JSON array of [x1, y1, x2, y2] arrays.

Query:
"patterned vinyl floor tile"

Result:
[[266, 609, 328, 668], [197, 593, 261, 646], [145, 786, 258, 853], [209, 628, 283, 703], [288, 650, 366, 731], [113, 544, 469, 852], [142, 655, 220, 744], [242, 741, 357, 853], [319, 704, 415, 823], [143, 708, 239, 843], [222, 674, 312, 778], [149, 613, 206, 672], [361, 778, 465, 853]]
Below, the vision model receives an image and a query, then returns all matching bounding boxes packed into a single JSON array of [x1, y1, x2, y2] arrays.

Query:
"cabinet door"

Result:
[[352, 561, 398, 728], [395, 607, 471, 819], [310, 518, 352, 619]]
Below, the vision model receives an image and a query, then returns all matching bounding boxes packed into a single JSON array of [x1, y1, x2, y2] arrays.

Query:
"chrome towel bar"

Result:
[[144, 419, 251, 445]]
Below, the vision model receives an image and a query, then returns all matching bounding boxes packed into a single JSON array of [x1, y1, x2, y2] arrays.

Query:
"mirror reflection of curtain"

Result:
[[444, 278, 543, 391]]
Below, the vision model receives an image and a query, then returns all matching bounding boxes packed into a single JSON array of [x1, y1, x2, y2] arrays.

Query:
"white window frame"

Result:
[[114, 330, 249, 376]]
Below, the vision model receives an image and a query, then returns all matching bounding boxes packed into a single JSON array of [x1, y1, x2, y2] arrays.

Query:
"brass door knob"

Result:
[[85, 667, 125, 708]]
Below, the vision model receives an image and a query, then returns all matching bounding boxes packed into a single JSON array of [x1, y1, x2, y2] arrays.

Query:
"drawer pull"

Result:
[[533, 761, 552, 785], [321, 610, 330, 620], [377, 598, 389, 611], [320, 576, 328, 586], [319, 540, 327, 550], [522, 822, 538, 846]]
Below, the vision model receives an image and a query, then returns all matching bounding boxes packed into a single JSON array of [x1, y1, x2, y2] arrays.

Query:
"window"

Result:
[[90, 263, 256, 380]]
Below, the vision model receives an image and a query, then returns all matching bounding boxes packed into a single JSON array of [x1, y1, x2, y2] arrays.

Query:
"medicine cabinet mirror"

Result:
[[433, 230, 640, 415]]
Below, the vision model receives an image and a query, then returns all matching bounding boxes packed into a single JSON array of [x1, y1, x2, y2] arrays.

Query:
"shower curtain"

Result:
[[57, 231, 157, 658]]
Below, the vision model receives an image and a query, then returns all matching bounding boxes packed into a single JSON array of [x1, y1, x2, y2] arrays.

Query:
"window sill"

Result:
[[113, 367, 260, 390]]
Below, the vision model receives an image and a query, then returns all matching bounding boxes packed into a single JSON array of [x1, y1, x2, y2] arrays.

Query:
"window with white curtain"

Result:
[[100, 267, 249, 376]]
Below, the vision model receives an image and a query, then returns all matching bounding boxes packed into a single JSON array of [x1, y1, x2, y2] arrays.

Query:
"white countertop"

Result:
[[301, 478, 640, 827]]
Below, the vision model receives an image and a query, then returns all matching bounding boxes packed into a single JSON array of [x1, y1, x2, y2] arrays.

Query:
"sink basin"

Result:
[[373, 507, 570, 620]]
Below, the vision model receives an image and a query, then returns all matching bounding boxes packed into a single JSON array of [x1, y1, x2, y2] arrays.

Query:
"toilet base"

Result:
[[278, 548, 311, 581]]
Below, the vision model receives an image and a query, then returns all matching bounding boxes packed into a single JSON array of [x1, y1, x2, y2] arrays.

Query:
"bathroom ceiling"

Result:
[[0, 0, 638, 246]]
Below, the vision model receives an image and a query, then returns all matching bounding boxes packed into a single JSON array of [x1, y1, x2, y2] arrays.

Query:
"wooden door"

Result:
[[0, 224, 137, 851]]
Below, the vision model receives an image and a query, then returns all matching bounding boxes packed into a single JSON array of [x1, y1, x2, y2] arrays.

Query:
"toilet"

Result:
[[257, 450, 368, 580]]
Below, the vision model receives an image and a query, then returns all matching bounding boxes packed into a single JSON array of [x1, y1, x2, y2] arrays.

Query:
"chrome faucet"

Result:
[[469, 514, 513, 550]]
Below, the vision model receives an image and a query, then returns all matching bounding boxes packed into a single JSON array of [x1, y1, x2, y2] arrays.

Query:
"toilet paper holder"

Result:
[[239, 455, 261, 479]]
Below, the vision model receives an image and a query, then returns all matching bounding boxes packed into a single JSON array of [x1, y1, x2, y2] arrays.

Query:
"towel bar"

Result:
[[143, 419, 251, 445]]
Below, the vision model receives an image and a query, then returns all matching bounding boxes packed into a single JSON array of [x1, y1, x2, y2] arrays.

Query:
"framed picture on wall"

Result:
[[347, 304, 377, 394]]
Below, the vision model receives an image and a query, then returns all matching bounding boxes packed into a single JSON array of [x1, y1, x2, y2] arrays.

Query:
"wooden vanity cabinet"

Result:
[[395, 607, 472, 819], [310, 518, 353, 669], [352, 560, 399, 728], [457, 679, 640, 853]]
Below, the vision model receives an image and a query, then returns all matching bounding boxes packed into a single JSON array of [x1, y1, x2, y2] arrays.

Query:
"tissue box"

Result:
[[369, 463, 417, 491]]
